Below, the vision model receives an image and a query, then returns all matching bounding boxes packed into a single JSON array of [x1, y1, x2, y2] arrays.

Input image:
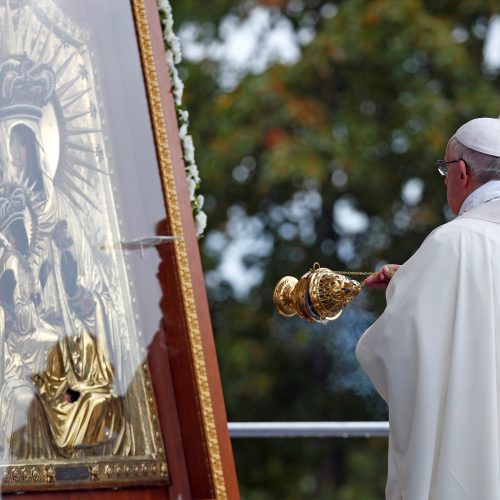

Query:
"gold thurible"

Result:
[[273, 263, 364, 324]]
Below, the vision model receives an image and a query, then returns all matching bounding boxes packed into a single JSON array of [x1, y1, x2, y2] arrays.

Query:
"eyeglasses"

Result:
[[435, 158, 470, 177]]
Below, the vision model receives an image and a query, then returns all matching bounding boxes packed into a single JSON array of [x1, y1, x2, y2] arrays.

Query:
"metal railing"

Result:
[[228, 421, 389, 438]]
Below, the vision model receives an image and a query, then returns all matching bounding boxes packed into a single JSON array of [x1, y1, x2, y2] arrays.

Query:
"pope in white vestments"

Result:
[[356, 117, 500, 500]]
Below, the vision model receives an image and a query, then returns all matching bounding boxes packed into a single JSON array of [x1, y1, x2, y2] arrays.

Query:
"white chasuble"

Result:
[[356, 199, 500, 500]]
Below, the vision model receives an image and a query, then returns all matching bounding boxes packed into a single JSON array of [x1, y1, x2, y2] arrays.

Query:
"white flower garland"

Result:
[[157, 0, 207, 237]]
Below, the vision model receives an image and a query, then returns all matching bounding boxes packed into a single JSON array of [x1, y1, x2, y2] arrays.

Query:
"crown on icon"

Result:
[[0, 55, 55, 119]]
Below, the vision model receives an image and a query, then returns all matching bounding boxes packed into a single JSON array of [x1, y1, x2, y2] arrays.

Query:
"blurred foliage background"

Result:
[[171, 1, 500, 498]]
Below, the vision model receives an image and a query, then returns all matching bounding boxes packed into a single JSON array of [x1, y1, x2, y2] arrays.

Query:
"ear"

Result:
[[459, 160, 469, 185]]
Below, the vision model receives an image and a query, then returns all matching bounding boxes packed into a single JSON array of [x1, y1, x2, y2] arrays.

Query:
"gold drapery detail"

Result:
[[131, 1, 227, 499]]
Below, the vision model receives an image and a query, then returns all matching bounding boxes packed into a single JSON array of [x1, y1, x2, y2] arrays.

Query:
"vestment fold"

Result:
[[357, 200, 500, 500]]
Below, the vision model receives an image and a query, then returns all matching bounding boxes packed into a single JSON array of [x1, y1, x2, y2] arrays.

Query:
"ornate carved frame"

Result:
[[131, 0, 239, 498]]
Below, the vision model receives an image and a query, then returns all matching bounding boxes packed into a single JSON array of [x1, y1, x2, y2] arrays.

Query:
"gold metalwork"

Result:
[[274, 263, 364, 323], [332, 270, 373, 277], [1, 458, 168, 490], [273, 276, 298, 317], [0, 0, 168, 492], [132, 1, 227, 499]]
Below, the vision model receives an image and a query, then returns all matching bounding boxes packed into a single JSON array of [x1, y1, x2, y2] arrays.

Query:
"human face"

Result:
[[10, 132, 28, 169]]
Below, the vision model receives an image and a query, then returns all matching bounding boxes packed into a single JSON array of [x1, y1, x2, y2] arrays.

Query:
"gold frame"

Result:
[[132, 1, 227, 498]]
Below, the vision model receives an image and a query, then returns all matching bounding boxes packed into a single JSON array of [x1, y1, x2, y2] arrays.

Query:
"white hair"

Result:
[[448, 137, 500, 185]]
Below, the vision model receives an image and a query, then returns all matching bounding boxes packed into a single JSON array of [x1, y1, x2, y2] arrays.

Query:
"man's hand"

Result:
[[364, 264, 400, 291]]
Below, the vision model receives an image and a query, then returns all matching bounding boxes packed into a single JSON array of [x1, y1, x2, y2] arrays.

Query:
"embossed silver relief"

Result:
[[0, 0, 166, 489]]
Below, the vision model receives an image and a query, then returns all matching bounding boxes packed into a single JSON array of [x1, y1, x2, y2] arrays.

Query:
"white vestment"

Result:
[[356, 198, 500, 500]]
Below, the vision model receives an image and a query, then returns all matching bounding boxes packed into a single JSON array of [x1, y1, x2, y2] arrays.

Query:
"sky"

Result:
[[485, 16, 500, 70]]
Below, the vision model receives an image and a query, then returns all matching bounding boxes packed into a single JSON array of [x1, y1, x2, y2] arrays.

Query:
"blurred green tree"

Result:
[[171, 1, 500, 498]]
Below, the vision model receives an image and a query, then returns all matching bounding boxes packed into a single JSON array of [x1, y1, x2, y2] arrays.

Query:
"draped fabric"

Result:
[[35, 297, 132, 456], [0, 254, 59, 459], [356, 199, 500, 500], [0, 117, 133, 459]]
